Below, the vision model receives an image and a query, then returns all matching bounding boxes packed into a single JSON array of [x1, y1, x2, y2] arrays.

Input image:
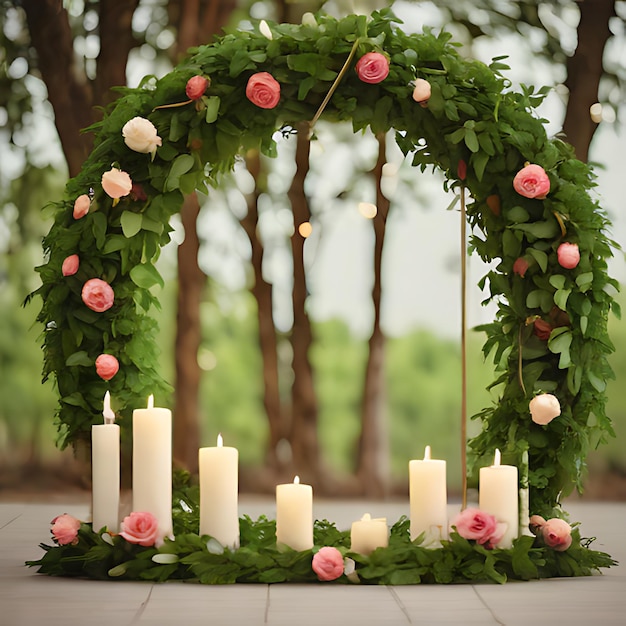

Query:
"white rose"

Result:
[[529, 393, 561, 426], [122, 117, 162, 156]]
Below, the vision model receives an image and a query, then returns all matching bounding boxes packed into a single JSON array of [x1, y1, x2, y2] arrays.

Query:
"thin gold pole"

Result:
[[460, 183, 468, 510]]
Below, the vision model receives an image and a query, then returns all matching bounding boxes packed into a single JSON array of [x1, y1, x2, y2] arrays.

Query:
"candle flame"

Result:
[[147, 394, 154, 409], [494, 448, 501, 467], [361, 513, 371, 521], [424, 445, 431, 461], [217, 433, 223, 447], [102, 391, 115, 424], [293, 475, 300, 485]]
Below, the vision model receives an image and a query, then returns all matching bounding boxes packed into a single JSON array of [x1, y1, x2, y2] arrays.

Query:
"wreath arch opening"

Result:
[[33, 10, 618, 517]]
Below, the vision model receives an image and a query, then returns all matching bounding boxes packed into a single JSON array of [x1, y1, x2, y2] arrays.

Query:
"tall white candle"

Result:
[[199, 434, 239, 548], [276, 475, 313, 551], [132, 395, 173, 539], [409, 445, 448, 544], [350, 513, 388, 555], [479, 449, 519, 548], [91, 391, 120, 532]]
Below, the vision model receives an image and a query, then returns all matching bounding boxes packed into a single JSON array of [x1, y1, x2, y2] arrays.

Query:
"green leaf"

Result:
[[527, 248, 548, 272], [549, 275, 566, 290], [65, 351, 93, 367], [204, 96, 221, 123], [512, 221, 559, 239], [575, 272, 594, 292], [464, 128, 479, 153], [587, 371, 606, 392], [130, 263, 164, 289], [165, 154, 195, 191], [121, 211, 143, 238], [548, 329, 572, 355], [554, 288, 571, 310]]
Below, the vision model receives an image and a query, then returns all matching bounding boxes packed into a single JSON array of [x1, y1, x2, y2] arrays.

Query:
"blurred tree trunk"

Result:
[[357, 133, 390, 497], [562, 0, 615, 161], [287, 123, 320, 485]]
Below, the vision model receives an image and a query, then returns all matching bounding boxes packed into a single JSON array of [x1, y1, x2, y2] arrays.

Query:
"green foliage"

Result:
[[29, 10, 618, 519]]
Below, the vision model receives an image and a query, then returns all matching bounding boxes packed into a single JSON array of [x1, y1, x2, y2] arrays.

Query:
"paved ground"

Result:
[[1, 498, 624, 625]]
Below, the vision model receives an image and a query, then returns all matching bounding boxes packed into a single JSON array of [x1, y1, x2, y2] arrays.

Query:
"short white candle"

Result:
[[199, 434, 239, 548], [91, 391, 120, 532], [350, 513, 388, 555], [409, 445, 448, 544], [276, 475, 313, 551], [479, 449, 519, 548], [132, 395, 173, 539]]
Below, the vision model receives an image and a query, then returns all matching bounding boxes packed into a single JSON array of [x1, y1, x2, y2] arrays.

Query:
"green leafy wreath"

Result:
[[31, 9, 619, 517]]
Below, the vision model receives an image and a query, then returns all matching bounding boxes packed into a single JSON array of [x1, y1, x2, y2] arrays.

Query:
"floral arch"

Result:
[[33, 10, 618, 517]]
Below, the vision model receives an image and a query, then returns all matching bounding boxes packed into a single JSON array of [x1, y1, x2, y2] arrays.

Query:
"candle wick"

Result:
[[104, 415, 115, 425]]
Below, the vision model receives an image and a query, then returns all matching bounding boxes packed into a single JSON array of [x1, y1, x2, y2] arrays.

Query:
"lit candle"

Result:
[[199, 434, 239, 548], [409, 445, 448, 544], [132, 395, 173, 539], [275, 475, 313, 551], [91, 391, 120, 532], [479, 449, 519, 548], [350, 513, 388, 555]]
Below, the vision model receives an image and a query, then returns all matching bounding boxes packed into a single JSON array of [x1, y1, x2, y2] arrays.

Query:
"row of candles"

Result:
[[93, 393, 520, 552]]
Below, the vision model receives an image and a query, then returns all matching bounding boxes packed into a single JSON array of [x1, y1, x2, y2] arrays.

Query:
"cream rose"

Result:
[[122, 117, 162, 156], [412, 78, 431, 105], [529, 393, 561, 426], [101, 167, 132, 199]]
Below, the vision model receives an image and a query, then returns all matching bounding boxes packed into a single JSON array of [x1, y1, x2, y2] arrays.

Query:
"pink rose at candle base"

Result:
[[101, 167, 133, 199], [246, 72, 281, 109], [529, 393, 561, 425], [73, 194, 90, 219], [541, 518, 572, 551], [557, 242, 580, 269], [513, 163, 550, 199], [82, 278, 114, 312], [51, 514, 81, 546], [312, 546, 344, 581], [186, 75, 210, 100], [355, 51, 389, 84], [62, 254, 80, 276], [95, 354, 119, 381], [452, 508, 505, 550], [412, 78, 431, 105], [120, 511, 161, 547]]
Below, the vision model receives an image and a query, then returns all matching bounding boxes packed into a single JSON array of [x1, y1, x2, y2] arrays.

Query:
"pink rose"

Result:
[[51, 513, 81, 546], [246, 72, 281, 109], [81, 278, 115, 313], [542, 518, 572, 551], [62, 254, 80, 276], [529, 393, 561, 425], [533, 318, 552, 341], [513, 164, 550, 199], [101, 167, 132, 199], [120, 511, 160, 547], [529, 515, 546, 535], [186, 75, 209, 100], [312, 546, 344, 581], [355, 52, 389, 84], [557, 242, 580, 269], [73, 194, 91, 219], [486, 194, 501, 216], [452, 507, 504, 549], [131, 183, 147, 202], [412, 78, 431, 104], [457, 159, 467, 181], [95, 354, 119, 381], [513, 257, 529, 278]]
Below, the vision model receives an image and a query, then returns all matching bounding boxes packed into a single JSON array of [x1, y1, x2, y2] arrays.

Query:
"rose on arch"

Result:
[[185, 75, 210, 100], [557, 242, 580, 269], [541, 518, 572, 551], [312, 546, 344, 581], [246, 72, 281, 109], [81, 278, 115, 313], [529, 393, 561, 425], [486, 194, 501, 216], [122, 117, 162, 157], [452, 508, 505, 549], [50, 513, 81, 546], [120, 511, 160, 547], [62, 254, 80, 277], [101, 167, 132, 200], [533, 318, 552, 340], [95, 354, 119, 381], [412, 78, 431, 105], [513, 257, 529, 278], [457, 159, 467, 181], [355, 51, 389, 84], [73, 194, 91, 219], [513, 163, 550, 199]]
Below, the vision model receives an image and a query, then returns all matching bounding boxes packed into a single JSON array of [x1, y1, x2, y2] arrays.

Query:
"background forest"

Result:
[[1, 0, 625, 499]]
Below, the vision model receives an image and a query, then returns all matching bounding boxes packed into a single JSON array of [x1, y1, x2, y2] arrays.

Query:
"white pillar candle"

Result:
[[199, 434, 239, 548], [409, 445, 448, 544], [132, 395, 173, 539], [276, 475, 313, 551], [479, 449, 519, 548], [91, 391, 120, 532], [350, 513, 388, 555]]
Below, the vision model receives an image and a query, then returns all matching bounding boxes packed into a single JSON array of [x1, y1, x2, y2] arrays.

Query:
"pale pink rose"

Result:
[[246, 72, 281, 109], [457, 159, 467, 181], [95, 354, 119, 381], [513, 164, 550, 199], [73, 194, 91, 219], [529, 393, 561, 426], [453, 508, 504, 549], [62, 254, 80, 277], [557, 242, 580, 269], [120, 511, 160, 547], [186, 75, 210, 100], [355, 52, 389, 84], [122, 117, 162, 156], [312, 546, 344, 581], [412, 78, 431, 104], [81, 278, 115, 313], [101, 167, 132, 199], [529, 515, 546, 535], [542, 518, 572, 551], [513, 257, 529, 278], [51, 513, 81, 546]]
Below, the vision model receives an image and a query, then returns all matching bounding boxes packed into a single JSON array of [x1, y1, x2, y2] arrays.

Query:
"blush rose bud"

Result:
[[82, 278, 115, 313], [557, 242, 580, 269], [529, 393, 561, 426], [73, 194, 91, 219], [62, 254, 80, 277], [542, 518, 572, 551], [95, 354, 120, 381], [50, 514, 81, 546], [355, 52, 390, 84], [513, 163, 550, 199], [186, 75, 210, 100], [246, 72, 281, 109], [513, 257, 529, 278], [101, 167, 133, 200], [312, 546, 344, 581], [412, 78, 431, 105], [120, 511, 160, 547]]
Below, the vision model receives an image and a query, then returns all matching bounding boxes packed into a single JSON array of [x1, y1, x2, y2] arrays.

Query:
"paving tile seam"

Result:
[[387, 586, 413, 623], [130, 584, 154, 625], [0, 512, 23, 532], [472, 586, 506, 625]]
